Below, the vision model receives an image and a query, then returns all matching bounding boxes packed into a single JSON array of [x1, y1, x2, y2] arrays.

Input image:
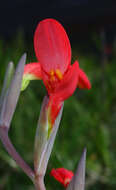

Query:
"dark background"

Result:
[[0, 0, 116, 38], [1, 0, 116, 57]]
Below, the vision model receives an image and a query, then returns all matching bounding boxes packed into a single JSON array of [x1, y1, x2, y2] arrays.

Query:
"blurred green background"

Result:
[[0, 31, 116, 190]]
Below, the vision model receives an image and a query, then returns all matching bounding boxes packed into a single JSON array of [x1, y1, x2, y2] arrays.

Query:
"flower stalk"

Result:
[[0, 126, 34, 181], [34, 175, 46, 190]]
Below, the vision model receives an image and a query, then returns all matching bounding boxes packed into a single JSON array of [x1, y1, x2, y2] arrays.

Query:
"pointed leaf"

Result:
[[0, 54, 26, 128], [67, 148, 86, 190], [0, 61, 14, 108]]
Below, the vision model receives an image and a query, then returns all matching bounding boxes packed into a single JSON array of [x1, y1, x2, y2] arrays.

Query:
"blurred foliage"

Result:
[[0, 31, 116, 190]]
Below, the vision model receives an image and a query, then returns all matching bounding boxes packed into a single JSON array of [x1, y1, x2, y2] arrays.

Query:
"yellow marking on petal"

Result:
[[55, 69, 63, 80], [49, 70, 55, 81], [51, 75, 55, 81], [50, 70, 55, 76]]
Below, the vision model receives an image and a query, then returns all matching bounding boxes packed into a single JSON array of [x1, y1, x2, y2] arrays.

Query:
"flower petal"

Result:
[[51, 168, 74, 187], [24, 62, 42, 79], [34, 19, 71, 74], [47, 61, 79, 125], [47, 96, 62, 126], [53, 61, 79, 101], [78, 68, 91, 89], [21, 62, 42, 91], [51, 168, 64, 185]]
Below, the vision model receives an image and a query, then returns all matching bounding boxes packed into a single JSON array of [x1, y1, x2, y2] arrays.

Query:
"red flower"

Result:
[[50, 168, 74, 187], [22, 19, 91, 127]]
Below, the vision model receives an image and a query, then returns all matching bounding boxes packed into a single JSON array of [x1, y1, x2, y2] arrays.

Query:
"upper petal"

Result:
[[34, 19, 71, 74], [78, 68, 91, 89]]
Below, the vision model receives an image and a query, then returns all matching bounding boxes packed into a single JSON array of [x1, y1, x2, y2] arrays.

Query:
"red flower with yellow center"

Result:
[[50, 168, 74, 187], [22, 18, 91, 127]]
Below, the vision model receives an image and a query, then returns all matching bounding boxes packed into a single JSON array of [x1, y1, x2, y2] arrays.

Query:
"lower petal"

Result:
[[53, 61, 79, 101], [47, 96, 63, 127], [47, 61, 79, 126]]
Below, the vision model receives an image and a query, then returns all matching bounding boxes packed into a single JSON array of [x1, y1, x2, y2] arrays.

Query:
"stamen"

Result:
[[50, 70, 55, 81], [55, 69, 63, 80], [50, 70, 54, 76]]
